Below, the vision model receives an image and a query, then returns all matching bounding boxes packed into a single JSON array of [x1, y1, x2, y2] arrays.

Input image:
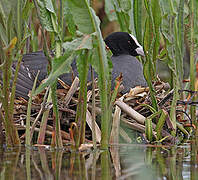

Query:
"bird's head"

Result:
[[104, 32, 145, 57]]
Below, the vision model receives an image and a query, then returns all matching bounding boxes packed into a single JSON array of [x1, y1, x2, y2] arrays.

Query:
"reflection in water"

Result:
[[0, 143, 197, 180]]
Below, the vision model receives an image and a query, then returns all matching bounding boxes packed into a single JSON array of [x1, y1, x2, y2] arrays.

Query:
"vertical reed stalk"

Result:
[[51, 80, 63, 148], [25, 72, 39, 146], [133, 0, 142, 44], [75, 50, 89, 148], [25, 148, 31, 180], [101, 151, 111, 179], [2, 38, 20, 146], [17, 0, 21, 43], [10, 53, 24, 121], [189, 0, 196, 126], [51, 42, 63, 148], [91, 67, 97, 149]]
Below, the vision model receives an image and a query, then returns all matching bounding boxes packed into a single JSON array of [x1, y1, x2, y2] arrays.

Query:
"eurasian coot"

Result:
[[104, 32, 147, 93]]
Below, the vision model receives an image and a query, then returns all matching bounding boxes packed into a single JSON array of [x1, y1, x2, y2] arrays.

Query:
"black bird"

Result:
[[104, 32, 147, 93], [8, 32, 147, 99]]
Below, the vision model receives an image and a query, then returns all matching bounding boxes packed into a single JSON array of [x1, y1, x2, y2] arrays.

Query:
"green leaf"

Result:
[[22, 0, 34, 21], [177, 0, 184, 54], [76, 50, 89, 82], [140, 103, 157, 114], [51, 13, 58, 33], [44, 0, 55, 13], [66, 0, 94, 34], [143, 17, 158, 111], [158, 48, 167, 60], [176, 0, 185, 85], [37, 0, 54, 32], [0, 22, 8, 46], [151, 0, 162, 62], [43, 0, 59, 34], [155, 109, 167, 141], [176, 122, 189, 137], [145, 118, 153, 142], [6, 9, 13, 43], [133, 0, 142, 43], [63, 1, 76, 36], [62, 34, 93, 51], [143, 17, 153, 57]]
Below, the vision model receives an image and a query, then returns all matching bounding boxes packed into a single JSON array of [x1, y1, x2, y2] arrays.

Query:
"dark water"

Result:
[[0, 142, 198, 180]]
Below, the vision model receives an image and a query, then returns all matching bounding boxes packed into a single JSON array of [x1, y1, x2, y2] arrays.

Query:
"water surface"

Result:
[[0, 142, 197, 180]]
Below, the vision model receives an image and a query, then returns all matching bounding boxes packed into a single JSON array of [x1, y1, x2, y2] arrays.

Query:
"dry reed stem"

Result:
[[86, 110, 101, 143], [63, 77, 79, 106]]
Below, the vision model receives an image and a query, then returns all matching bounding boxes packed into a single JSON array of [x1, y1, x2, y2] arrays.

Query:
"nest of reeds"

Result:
[[12, 76, 194, 146]]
